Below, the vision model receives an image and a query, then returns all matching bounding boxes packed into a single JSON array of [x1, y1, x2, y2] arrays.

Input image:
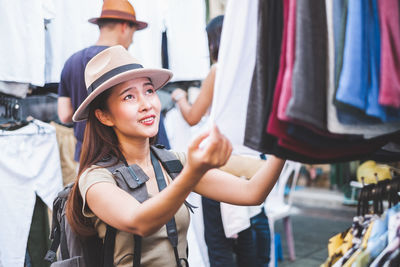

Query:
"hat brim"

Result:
[[88, 17, 148, 30], [72, 68, 172, 122]]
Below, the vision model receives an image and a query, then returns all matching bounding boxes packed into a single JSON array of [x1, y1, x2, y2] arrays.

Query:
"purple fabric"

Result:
[[378, 0, 400, 109], [58, 45, 108, 161]]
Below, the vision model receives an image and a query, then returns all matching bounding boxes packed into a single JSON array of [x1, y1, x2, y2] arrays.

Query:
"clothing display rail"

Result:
[[322, 174, 400, 266]]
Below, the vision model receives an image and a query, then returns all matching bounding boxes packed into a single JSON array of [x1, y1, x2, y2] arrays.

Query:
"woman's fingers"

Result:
[[189, 130, 210, 150], [187, 124, 232, 175], [202, 125, 232, 166]]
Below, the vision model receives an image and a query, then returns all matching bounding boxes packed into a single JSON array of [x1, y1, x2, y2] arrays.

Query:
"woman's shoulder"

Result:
[[78, 165, 117, 218], [78, 165, 116, 196]]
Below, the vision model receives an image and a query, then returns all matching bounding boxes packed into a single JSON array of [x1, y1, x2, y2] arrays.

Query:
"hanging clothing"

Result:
[[244, 0, 284, 152], [161, 30, 169, 69], [261, 0, 290, 151], [45, 0, 102, 83], [0, 0, 46, 86], [210, 0, 260, 157], [335, 0, 400, 123], [130, 0, 210, 82], [26, 196, 51, 267], [377, 0, 400, 109], [0, 120, 63, 267], [332, 0, 348, 91], [285, 0, 328, 131], [335, 0, 368, 112], [276, 0, 297, 123], [186, 192, 210, 267], [326, 0, 400, 138], [207, 0, 227, 20], [0, 81, 29, 99], [46, 0, 210, 83], [164, 107, 210, 266]]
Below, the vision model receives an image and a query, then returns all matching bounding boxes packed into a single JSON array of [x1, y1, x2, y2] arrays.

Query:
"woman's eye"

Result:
[[146, 88, 155, 94], [123, 94, 134, 100]]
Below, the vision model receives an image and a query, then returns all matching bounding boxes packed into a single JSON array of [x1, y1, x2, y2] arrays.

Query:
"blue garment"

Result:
[[365, 0, 385, 119], [202, 197, 258, 267], [58, 45, 108, 161], [336, 0, 400, 123], [25, 249, 32, 267], [367, 215, 388, 259], [336, 0, 367, 110], [387, 203, 400, 242]]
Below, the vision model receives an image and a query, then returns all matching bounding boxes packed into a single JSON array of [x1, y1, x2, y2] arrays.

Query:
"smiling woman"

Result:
[[64, 45, 286, 267], [95, 77, 161, 142]]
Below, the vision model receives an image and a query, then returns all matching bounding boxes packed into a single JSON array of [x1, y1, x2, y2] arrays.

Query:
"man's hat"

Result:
[[72, 45, 172, 122], [89, 0, 148, 30]]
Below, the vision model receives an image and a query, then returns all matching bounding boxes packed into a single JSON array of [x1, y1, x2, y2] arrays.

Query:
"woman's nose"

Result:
[[138, 94, 152, 111]]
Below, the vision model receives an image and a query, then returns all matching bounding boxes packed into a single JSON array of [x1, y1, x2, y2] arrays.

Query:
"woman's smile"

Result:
[[139, 115, 156, 125]]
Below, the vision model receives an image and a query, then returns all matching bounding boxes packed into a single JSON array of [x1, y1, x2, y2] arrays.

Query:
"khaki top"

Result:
[[79, 152, 189, 267]]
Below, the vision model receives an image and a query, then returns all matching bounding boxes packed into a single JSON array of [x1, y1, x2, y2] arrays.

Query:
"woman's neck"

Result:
[[119, 137, 152, 167]]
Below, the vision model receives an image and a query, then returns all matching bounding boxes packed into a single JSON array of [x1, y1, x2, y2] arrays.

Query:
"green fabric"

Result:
[[334, 0, 348, 93], [27, 195, 50, 267], [205, 0, 210, 23]]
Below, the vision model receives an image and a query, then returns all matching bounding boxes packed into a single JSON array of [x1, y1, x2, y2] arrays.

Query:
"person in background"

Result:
[[66, 44, 285, 266], [58, 0, 170, 164], [172, 15, 272, 266]]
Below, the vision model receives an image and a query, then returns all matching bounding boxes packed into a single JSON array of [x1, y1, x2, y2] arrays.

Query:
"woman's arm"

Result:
[[171, 64, 217, 126], [85, 125, 232, 236], [194, 155, 286, 206], [85, 165, 202, 237]]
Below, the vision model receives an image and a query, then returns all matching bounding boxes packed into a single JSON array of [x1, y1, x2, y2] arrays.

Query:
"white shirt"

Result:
[[129, 0, 210, 82], [0, 120, 63, 267], [0, 0, 45, 86]]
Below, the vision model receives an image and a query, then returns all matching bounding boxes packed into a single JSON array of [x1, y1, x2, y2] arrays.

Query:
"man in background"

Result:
[[57, 0, 148, 163]]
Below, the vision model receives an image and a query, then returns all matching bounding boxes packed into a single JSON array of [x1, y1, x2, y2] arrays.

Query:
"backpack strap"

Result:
[[44, 184, 74, 263], [133, 235, 142, 267], [97, 147, 193, 267], [151, 145, 197, 213], [59, 214, 70, 259], [150, 151, 184, 267], [103, 225, 117, 267], [150, 145, 182, 178]]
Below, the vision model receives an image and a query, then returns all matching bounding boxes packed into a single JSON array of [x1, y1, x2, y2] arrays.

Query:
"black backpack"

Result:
[[45, 145, 194, 267]]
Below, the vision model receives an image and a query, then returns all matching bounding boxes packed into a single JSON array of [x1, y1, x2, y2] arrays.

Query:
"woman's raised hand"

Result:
[[186, 124, 232, 176], [171, 88, 187, 103]]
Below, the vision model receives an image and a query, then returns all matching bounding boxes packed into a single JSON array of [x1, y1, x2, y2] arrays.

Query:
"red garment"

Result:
[[277, 0, 296, 121], [266, 0, 385, 160], [378, 0, 400, 108], [267, 0, 290, 138]]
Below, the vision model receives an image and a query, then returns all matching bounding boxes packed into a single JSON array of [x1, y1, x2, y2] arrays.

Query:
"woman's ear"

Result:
[[95, 109, 114, 127]]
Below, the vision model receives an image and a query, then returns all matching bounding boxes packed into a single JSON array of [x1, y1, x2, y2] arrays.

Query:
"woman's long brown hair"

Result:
[[66, 87, 158, 236], [65, 89, 124, 236]]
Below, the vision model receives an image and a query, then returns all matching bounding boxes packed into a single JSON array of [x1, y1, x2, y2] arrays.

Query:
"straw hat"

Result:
[[72, 45, 172, 122], [89, 0, 148, 30]]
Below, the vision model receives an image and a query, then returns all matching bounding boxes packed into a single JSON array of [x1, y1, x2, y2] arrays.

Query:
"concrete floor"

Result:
[[274, 204, 356, 267]]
